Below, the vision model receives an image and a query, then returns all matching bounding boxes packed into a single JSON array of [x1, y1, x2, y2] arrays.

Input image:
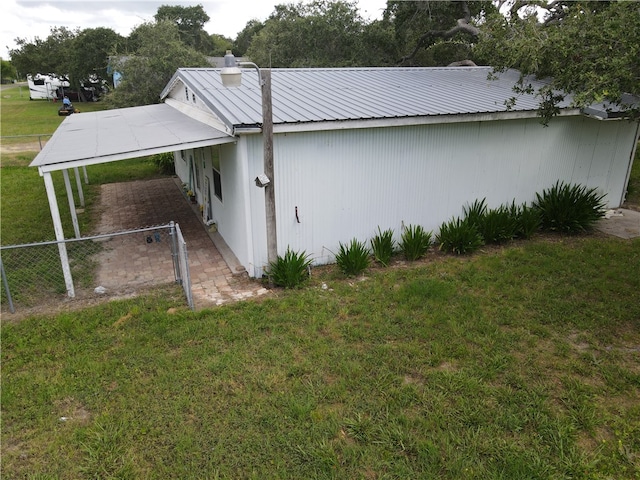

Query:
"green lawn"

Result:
[[1, 84, 105, 139], [2, 236, 639, 478]]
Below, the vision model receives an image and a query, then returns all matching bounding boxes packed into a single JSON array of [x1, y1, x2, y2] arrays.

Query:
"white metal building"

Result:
[[160, 67, 639, 278], [31, 66, 640, 287]]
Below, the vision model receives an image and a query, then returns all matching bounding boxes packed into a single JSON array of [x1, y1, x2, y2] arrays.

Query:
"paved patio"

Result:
[[92, 177, 269, 309], [596, 208, 640, 239]]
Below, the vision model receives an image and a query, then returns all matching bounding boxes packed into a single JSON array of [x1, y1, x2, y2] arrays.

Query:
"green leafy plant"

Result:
[[335, 238, 370, 276], [268, 247, 312, 288], [533, 181, 606, 233], [463, 198, 488, 229], [399, 224, 432, 261], [437, 217, 484, 255], [478, 205, 517, 244], [152, 152, 175, 175], [370, 227, 395, 266], [509, 201, 541, 239]]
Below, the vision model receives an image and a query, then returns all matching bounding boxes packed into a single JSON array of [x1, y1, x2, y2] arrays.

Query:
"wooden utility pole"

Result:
[[261, 69, 278, 273]]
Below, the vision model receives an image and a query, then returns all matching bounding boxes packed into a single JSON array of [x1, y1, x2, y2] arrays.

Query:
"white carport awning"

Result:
[[30, 103, 236, 173]]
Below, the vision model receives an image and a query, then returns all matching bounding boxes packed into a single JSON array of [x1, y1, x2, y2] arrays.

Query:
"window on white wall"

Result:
[[212, 146, 222, 201]]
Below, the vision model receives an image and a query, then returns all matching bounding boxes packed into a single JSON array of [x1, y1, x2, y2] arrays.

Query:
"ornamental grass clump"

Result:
[[370, 227, 395, 266], [399, 224, 432, 261], [478, 205, 517, 244], [533, 181, 606, 233], [509, 201, 541, 239], [463, 198, 516, 245], [462, 198, 487, 230], [335, 239, 370, 276], [268, 247, 312, 288], [437, 217, 484, 255]]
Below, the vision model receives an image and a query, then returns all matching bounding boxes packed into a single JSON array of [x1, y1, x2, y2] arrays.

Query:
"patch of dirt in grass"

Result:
[[0, 141, 45, 153], [434, 361, 457, 372], [55, 397, 91, 425], [568, 332, 591, 351]]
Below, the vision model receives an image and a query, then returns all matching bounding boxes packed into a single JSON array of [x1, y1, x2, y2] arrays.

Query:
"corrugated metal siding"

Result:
[[212, 142, 252, 270], [262, 116, 635, 268]]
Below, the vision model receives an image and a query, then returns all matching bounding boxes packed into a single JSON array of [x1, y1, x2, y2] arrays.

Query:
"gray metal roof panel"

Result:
[[165, 66, 573, 128], [30, 103, 233, 168]]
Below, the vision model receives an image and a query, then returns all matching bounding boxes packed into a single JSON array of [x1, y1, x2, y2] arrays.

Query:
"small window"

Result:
[[212, 147, 222, 201], [192, 93, 196, 103], [184, 86, 189, 101]]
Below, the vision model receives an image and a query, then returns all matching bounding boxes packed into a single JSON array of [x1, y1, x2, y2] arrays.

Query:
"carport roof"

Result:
[[30, 103, 235, 173]]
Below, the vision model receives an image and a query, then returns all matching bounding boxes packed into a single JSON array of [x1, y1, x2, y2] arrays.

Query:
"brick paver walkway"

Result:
[[93, 177, 269, 308]]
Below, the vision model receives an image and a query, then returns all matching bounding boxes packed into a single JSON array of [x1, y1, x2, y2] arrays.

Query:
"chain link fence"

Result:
[[1, 223, 193, 315]]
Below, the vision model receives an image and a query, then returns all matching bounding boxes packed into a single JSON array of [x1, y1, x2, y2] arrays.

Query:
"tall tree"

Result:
[[232, 19, 264, 57], [9, 26, 77, 77], [68, 27, 124, 95], [154, 4, 213, 53], [246, 0, 371, 67], [209, 34, 233, 57], [1, 59, 18, 81], [105, 20, 209, 108]]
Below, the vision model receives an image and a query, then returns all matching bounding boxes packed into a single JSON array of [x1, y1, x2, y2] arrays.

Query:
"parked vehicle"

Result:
[[27, 74, 70, 100]]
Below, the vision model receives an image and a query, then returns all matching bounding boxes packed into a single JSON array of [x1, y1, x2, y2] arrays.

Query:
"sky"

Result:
[[0, 0, 389, 60]]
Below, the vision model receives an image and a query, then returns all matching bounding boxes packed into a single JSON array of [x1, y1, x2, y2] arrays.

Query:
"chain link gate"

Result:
[[1, 222, 194, 314]]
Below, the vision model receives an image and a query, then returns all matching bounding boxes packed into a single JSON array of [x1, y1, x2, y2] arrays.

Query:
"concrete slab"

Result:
[[596, 208, 640, 239]]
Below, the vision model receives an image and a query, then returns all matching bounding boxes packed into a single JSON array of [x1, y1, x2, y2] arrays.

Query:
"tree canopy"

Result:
[[1, 59, 18, 82], [246, 0, 372, 67], [68, 28, 125, 91], [476, 0, 640, 118], [154, 4, 214, 54], [105, 21, 209, 108], [10, 26, 77, 77]]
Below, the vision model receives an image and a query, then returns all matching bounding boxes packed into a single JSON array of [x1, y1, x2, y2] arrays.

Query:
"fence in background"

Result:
[[1, 134, 53, 150], [1, 222, 193, 315]]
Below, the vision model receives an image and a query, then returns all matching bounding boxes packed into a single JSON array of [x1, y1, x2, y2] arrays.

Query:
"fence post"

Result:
[[1, 257, 15, 314], [169, 221, 181, 285]]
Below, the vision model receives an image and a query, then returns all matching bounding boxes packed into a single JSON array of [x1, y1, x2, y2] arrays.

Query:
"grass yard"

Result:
[[1, 236, 640, 478], [2, 83, 640, 479], [1, 85, 168, 244], [0, 84, 105, 143]]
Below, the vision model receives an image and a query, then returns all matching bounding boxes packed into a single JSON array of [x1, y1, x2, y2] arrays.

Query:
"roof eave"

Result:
[[243, 108, 583, 134]]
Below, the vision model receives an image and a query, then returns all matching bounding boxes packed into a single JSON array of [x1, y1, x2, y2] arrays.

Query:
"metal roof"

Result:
[[30, 103, 234, 172], [161, 66, 577, 128]]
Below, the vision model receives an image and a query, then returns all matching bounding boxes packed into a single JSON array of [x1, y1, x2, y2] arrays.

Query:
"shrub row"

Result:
[[268, 181, 606, 287]]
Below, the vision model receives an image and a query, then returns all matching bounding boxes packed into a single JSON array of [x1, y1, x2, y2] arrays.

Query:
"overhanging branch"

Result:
[[398, 1, 480, 65]]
